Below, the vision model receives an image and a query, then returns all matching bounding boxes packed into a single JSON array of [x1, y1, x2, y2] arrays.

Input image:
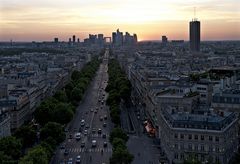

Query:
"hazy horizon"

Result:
[[1, 0, 240, 41]]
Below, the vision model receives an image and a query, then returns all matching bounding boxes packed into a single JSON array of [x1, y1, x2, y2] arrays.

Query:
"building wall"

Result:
[[0, 114, 11, 138], [159, 110, 239, 164]]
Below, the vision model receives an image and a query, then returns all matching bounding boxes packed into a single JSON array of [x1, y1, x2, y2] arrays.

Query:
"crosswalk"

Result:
[[65, 148, 112, 153], [90, 134, 109, 138]]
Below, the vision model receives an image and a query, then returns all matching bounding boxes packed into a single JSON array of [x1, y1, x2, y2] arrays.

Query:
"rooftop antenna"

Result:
[[194, 7, 197, 21]]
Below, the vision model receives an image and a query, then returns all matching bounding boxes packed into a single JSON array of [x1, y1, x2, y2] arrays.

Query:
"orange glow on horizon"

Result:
[[0, 0, 239, 41]]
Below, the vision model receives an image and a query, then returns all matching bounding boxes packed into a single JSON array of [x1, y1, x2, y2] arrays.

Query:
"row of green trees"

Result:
[[109, 128, 134, 164], [106, 59, 131, 126], [0, 57, 100, 163], [106, 58, 133, 164]]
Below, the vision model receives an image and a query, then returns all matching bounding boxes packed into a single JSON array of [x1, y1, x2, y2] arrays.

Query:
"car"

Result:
[[81, 141, 85, 147], [80, 120, 85, 127], [103, 122, 107, 127], [92, 128, 96, 133], [102, 133, 106, 138], [90, 108, 94, 112], [76, 155, 81, 164], [103, 142, 107, 147], [78, 127, 82, 132], [60, 144, 65, 149], [94, 110, 98, 113], [104, 115, 107, 120], [85, 124, 90, 129], [96, 107, 99, 110], [84, 130, 88, 135], [92, 140, 97, 147], [64, 149, 69, 156], [98, 128, 102, 134], [75, 133, 81, 140], [100, 116, 103, 121], [67, 158, 73, 164]]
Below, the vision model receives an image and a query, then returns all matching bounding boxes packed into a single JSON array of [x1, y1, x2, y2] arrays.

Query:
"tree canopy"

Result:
[[0, 136, 22, 160], [19, 146, 48, 164]]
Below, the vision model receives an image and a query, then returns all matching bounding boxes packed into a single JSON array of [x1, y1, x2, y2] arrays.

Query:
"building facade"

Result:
[[159, 106, 239, 164]]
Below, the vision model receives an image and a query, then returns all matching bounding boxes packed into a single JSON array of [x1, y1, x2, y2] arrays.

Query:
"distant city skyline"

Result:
[[1, 0, 240, 41]]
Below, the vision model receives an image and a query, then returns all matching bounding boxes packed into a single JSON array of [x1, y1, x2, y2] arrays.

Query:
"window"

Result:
[[216, 146, 219, 152], [188, 144, 192, 150], [194, 135, 198, 140], [215, 136, 219, 142], [209, 145, 213, 152], [188, 134, 192, 140], [194, 144, 198, 151], [175, 143, 178, 149], [174, 153, 178, 159], [201, 135, 204, 141], [180, 144, 184, 150], [180, 134, 184, 139], [201, 154, 205, 161], [201, 145, 204, 151], [180, 153, 184, 160], [174, 133, 178, 139], [215, 156, 220, 163], [209, 136, 213, 141]]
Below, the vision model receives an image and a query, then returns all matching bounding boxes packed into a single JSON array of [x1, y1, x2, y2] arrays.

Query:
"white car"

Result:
[[92, 140, 97, 147], [75, 133, 81, 140], [76, 155, 81, 163], [80, 120, 85, 127]]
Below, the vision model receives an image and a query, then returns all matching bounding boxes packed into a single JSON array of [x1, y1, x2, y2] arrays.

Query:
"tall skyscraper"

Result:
[[189, 19, 200, 52], [133, 34, 138, 44], [72, 35, 76, 43], [162, 36, 168, 44], [98, 34, 104, 46], [112, 32, 116, 45], [54, 38, 58, 43]]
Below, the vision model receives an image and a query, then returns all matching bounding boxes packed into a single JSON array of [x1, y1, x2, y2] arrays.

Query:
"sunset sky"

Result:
[[0, 0, 240, 41]]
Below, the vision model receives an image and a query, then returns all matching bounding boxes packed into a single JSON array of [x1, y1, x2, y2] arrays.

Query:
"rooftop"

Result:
[[162, 106, 238, 131]]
